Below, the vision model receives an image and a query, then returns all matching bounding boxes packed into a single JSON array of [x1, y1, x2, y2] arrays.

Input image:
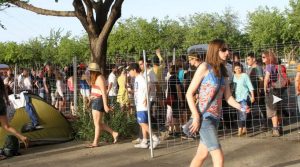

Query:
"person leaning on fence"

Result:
[[86, 63, 119, 148], [295, 63, 300, 114], [0, 77, 29, 153], [186, 39, 243, 167], [261, 50, 281, 137], [232, 62, 255, 136], [127, 63, 160, 149]]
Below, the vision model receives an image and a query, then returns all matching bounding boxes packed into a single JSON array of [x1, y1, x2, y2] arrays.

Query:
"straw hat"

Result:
[[88, 63, 101, 72]]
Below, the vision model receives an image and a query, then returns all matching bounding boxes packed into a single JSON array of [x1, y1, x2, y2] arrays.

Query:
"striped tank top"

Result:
[[91, 85, 102, 97]]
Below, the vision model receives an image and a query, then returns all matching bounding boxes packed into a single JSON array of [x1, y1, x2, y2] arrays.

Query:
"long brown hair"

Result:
[[262, 49, 277, 65], [90, 71, 101, 85], [205, 39, 228, 77]]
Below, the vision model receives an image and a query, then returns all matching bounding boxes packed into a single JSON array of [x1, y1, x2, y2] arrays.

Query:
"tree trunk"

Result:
[[90, 37, 107, 75]]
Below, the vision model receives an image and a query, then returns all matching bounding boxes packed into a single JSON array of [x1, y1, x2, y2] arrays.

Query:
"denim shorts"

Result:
[[199, 116, 221, 151], [91, 97, 104, 112]]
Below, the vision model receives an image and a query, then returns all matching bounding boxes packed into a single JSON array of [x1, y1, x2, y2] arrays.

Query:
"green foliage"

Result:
[[102, 107, 138, 142], [72, 102, 138, 142], [2, 2, 300, 62], [245, 7, 287, 49]]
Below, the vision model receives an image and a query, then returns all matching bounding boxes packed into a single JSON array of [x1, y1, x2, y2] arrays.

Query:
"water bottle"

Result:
[[240, 100, 247, 121]]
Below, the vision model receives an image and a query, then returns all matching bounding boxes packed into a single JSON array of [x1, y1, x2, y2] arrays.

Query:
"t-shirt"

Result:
[[265, 64, 277, 88], [134, 74, 147, 111], [18, 75, 32, 91], [108, 72, 118, 96], [225, 63, 233, 83], [233, 73, 254, 102], [247, 65, 263, 90], [144, 68, 157, 101]]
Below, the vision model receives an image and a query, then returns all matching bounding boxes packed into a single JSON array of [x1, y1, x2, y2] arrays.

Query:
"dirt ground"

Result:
[[1, 136, 300, 167]]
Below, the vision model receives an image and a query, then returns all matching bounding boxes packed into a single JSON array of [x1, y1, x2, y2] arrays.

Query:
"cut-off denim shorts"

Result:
[[91, 97, 104, 112], [199, 116, 221, 151]]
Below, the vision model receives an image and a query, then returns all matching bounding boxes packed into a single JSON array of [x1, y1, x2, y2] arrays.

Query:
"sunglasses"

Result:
[[219, 48, 229, 52], [262, 56, 266, 59]]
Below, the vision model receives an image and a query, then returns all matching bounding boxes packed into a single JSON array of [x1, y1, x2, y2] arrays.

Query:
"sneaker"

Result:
[[272, 129, 280, 137], [134, 142, 148, 149], [131, 138, 141, 144], [34, 125, 44, 130], [149, 135, 160, 149]]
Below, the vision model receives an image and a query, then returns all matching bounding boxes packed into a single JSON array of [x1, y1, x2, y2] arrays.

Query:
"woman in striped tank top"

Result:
[[86, 63, 119, 148], [186, 39, 243, 167]]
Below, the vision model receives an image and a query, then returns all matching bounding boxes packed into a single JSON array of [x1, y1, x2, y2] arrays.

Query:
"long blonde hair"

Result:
[[205, 39, 228, 78]]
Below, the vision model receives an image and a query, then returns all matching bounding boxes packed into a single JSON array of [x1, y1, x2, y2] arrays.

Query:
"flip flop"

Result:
[[85, 144, 99, 148], [113, 132, 119, 144]]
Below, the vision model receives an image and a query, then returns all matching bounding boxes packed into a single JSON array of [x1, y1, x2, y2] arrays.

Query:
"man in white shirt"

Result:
[[128, 63, 159, 149], [18, 68, 32, 92], [107, 65, 118, 107], [138, 58, 158, 124]]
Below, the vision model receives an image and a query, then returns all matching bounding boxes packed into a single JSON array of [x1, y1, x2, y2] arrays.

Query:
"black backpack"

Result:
[[2, 135, 20, 157]]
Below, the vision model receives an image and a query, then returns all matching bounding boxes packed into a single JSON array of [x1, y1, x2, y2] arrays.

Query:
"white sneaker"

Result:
[[131, 138, 141, 144], [149, 136, 160, 149], [134, 142, 148, 149]]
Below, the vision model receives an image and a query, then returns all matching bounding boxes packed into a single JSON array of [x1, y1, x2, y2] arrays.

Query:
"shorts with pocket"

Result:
[[199, 116, 221, 151], [91, 97, 104, 112]]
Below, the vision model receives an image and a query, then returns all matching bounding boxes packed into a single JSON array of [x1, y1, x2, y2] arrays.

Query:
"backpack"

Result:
[[272, 65, 289, 89], [2, 135, 20, 157]]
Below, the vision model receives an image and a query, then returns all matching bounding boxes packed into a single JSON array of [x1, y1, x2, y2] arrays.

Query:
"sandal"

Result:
[[85, 144, 99, 148]]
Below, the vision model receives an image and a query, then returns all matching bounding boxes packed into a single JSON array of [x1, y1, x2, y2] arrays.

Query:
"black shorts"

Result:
[[91, 97, 105, 112]]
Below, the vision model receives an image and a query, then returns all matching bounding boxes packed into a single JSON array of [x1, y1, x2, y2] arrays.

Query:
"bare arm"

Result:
[[43, 77, 49, 93], [224, 77, 242, 110], [295, 72, 300, 96], [107, 82, 112, 95], [186, 63, 208, 133], [264, 72, 270, 94]]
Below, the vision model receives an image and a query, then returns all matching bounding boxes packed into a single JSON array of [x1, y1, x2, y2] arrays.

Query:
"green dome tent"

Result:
[[0, 94, 74, 147]]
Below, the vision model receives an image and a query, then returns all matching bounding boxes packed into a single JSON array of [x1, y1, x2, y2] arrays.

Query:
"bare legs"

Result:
[[91, 110, 118, 146], [190, 143, 224, 167]]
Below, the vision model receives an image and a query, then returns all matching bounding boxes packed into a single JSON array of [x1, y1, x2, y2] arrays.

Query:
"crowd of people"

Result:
[[1, 38, 300, 166]]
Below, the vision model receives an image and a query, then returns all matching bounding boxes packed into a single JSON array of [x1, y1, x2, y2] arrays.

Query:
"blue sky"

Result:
[[0, 0, 289, 43]]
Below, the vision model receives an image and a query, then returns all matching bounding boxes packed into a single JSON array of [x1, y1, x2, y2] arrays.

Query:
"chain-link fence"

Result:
[[1, 41, 300, 157]]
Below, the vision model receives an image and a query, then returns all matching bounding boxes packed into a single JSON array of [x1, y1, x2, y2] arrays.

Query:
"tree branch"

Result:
[[97, 0, 123, 44], [83, 0, 98, 34], [8, 0, 76, 17]]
